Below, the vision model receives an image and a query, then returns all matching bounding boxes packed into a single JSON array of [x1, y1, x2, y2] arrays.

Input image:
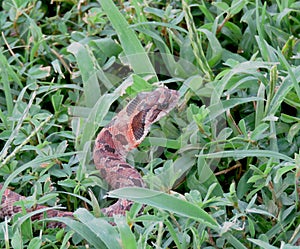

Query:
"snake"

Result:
[[0, 87, 179, 227]]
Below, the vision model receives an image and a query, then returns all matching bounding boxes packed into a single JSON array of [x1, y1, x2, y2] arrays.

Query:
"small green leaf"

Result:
[[274, 165, 295, 183], [88, 189, 102, 218], [51, 91, 64, 113], [58, 179, 78, 188], [27, 65, 51, 79], [11, 228, 23, 249], [229, 0, 246, 16], [248, 217, 255, 237], [287, 123, 300, 143], [28, 237, 42, 249], [212, 2, 229, 11], [250, 123, 269, 141], [281, 113, 300, 123]]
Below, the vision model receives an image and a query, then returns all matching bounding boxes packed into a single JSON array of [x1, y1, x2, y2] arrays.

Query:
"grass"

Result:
[[0, 0, 300, 248]]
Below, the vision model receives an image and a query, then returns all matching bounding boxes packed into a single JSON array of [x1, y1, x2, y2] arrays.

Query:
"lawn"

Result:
[[0, 0, 300, 248]]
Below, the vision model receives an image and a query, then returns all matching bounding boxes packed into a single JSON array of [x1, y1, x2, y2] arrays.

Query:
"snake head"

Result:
[[143, 87, 179, 122], [128, 87, 180, 142]]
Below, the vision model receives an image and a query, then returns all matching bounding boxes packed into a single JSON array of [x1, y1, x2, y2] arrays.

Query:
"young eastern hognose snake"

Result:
[[0, 87, 179, 227]]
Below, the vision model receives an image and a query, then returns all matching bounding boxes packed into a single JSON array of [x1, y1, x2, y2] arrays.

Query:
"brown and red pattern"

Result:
[[0, 87, 179, 226]]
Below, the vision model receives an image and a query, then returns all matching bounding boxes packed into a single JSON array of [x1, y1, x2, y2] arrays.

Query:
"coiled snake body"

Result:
[[0, 87, 179, 226]]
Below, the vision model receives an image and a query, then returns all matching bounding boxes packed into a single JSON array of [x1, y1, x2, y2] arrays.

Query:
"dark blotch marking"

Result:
[[99, 130, 112, 143], [131, 109, 148, 140], [131, 178, 143, 187], [104, 144, 115, 154], [115, 182, 120, 189], [119, 163, 132, 169], [96, 148, 107, 156], [98, 129, 117, 153], [100, 168, 107, 178], [148, 109, 161, 122], [164, 90, 171, 101], [115, 134, 128, 145], [62, 213, 73, 217], [158, 102, 169, 110]]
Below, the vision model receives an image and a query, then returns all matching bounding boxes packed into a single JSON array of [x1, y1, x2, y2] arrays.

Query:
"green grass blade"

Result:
[[74, 208, 122, 249], [49, 216, 108, 249], [98, 0, 157, 79], [12, 206, 67, 229], [76, 93, 118, 151], [109, 187, 219, 230], [247, 238, 278, 249], [208, 97, 263, 121], [223, 233, 249, 249], [277, 49, 300, 99], [198, 28, 222, 67], [68, 43, 101, 108], [182, 1, 214, 81], [255, 0, 268, 61], [267, 65, 300, 115], [0, 87, 36, 162], [264, 65, 277, 116], [0, 50, 14, 115], [255, 83, 265, 127], [198, 149, 293, 162], [164, 219, 182, 249], [115, 216, 137, 249], [197, 154, 224, 196]]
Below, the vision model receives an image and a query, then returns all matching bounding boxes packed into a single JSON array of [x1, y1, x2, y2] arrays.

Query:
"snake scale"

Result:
[[0, 87, 179, 227]]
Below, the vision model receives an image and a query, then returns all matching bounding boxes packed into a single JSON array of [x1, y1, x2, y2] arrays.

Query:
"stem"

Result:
[[0, 115, 53, 168]]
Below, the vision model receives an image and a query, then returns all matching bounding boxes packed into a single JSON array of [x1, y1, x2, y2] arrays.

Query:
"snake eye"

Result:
[[159, 102, 169, 109]]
